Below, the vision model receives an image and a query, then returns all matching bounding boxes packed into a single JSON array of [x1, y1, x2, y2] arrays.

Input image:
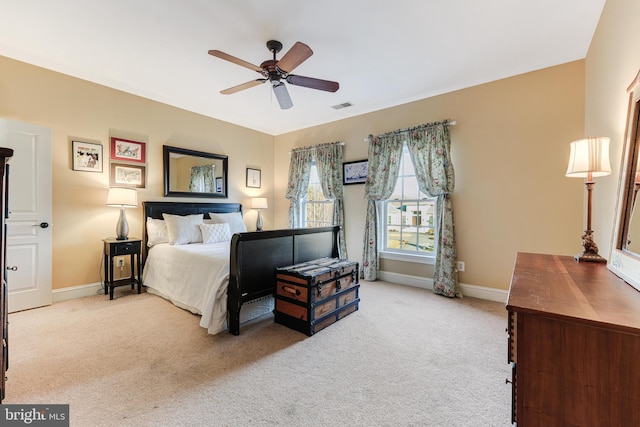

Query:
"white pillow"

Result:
[[199, 223, 231, 244], [208, 212, 247, 235], [162, 213, 204, 245], [146, 218, 169, 247]]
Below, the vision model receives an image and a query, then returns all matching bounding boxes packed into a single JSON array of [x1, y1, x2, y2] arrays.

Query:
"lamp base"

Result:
[[574, 229, 606, 263], [574, 250, 607, 263], [115, 207, 129, 240]]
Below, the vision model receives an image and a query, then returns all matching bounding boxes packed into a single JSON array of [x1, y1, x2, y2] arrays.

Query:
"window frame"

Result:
[[300, 162, 335, 228], [379, 144, 437, 264]]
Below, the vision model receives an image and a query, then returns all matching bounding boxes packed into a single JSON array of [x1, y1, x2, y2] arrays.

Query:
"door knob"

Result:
[[39, 222, 49, 228]]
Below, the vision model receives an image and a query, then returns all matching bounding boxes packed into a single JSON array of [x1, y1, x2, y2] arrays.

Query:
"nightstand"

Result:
[[103, 238, 142, 300]]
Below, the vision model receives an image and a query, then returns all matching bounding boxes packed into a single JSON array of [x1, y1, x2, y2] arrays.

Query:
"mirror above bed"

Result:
[[163, 145, 228, 198]]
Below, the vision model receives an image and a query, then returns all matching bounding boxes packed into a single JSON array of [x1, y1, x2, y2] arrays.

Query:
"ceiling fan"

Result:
[[208, 40, 339, 109]]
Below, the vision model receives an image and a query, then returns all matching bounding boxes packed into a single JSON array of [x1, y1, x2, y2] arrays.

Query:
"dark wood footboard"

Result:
[[228, 226, 339, 335]]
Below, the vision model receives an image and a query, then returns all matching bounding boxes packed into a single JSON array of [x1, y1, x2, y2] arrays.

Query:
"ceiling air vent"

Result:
[[331, 102, 353, 110]]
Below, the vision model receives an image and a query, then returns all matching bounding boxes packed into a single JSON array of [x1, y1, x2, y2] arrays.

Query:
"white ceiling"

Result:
[[0, 0, 606, 136]]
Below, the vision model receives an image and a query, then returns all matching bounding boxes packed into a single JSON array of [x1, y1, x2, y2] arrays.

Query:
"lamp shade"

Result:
[[251, 197, 268, 209], [566, 137, 612, 178], [106, 187, 138, 207]]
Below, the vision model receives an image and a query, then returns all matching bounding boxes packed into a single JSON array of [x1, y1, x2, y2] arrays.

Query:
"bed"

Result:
[[141, 201, 339, 335]]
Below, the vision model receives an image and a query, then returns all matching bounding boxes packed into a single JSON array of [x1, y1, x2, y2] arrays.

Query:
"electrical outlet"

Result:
[[116, 258, 125, 268], [457, 261, 465, 272]]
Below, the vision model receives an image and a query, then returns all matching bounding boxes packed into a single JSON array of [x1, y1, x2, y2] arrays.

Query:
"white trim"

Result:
[[52, 282, 103, 303], [379, 251, 435, 265], [378, 271, 507, 303]]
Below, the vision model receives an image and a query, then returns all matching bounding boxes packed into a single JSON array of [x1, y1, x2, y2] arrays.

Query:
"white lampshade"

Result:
[[106, 187, 138, 207], [566, 137, 612, 178], [251, 197, 268, 209]]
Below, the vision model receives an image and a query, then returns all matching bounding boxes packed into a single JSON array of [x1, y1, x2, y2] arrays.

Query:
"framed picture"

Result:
[[72, 140, 103, 172], [215, 177, 223, 193], [246, 168, 261, 188], [343, 160, 368, 185], [110, 162, 146, 188], [110, 137, 146, 164]]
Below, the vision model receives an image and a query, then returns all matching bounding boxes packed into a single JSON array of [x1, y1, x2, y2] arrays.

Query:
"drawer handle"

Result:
[[282, 285, 300, 296], [6, 266, 17, 271]]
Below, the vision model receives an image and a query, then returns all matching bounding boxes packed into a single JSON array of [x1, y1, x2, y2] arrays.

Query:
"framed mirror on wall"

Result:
[[163, 145, 228, 198], [609, 69, 640, 291]]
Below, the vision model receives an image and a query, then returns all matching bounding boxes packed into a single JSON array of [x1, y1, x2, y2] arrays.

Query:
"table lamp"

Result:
[[566, 136, 611, 262], [106, 187, 138, 240], [251, 197, 268, 231]]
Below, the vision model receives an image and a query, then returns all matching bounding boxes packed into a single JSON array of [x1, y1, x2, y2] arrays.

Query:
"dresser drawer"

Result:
[[112, 241, 141, 255]]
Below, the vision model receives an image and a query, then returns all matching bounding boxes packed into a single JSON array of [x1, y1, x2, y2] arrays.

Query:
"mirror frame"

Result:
[[163, 145, 228, 198], [609, 69, 640, 291]]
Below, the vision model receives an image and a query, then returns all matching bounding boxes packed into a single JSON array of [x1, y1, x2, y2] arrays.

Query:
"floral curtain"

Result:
[[285, 149, 313, 228], [407, 124, 460, 297], [189, 164, 215, 192], [315, 143, 348, 258], [362, 134, 404, 280], [362, 120, 459, 298]]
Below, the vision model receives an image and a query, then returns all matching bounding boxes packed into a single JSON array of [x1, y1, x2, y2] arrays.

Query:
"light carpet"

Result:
[[4, 280, 511, 426]]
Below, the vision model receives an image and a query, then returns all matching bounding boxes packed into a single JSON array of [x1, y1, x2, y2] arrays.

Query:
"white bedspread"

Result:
[[142, 242, 230, 335]]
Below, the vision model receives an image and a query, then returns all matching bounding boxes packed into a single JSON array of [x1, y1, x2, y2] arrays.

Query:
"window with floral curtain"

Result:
[[286, 141, 348, 258], [363, 121, 460, 298]]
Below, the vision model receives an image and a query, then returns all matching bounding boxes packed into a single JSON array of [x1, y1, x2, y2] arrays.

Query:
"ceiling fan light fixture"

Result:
[[272, 82, 293, 109]]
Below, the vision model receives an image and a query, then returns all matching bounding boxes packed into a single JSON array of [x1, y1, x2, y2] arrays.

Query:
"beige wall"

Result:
[[0, 53, 587, 294], [585, 0, 640, 261], [0, 56, 274, 290], [275, 61, 586, 291]]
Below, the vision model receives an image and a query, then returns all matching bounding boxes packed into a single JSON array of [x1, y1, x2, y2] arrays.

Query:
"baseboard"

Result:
[[53, 274, 509, 305], [378, 271, 507, 303], [52, 282, 103, 303]]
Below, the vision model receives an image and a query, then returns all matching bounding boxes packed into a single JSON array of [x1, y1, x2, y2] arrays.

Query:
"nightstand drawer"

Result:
[[112, 241, 141, 255]]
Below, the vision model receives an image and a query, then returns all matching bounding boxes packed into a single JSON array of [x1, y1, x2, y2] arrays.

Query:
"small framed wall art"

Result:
[[110, 137, 146, 164], [110, 162, 146, 188], [246, 168, 261, 188], [72, 140, 103, 172], [343, 159, 368, 185]]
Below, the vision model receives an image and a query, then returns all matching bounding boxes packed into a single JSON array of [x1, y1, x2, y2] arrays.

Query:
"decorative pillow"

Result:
[[162, 213, 204, 245], [208, 212, 247, 235], [199, 223, 231, 244], [146, 218, 169, 247]]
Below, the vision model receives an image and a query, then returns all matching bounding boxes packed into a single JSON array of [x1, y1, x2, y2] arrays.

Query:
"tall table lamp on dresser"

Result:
[[106, 187, 138, 240], [565, 136, 611, 262]]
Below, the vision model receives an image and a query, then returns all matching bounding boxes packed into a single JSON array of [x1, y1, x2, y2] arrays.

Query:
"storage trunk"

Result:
[[274, 258, 359, 336]]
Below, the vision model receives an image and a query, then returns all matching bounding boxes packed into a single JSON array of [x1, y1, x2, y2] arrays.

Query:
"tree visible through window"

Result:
[[302, 163, 334, 227], [382, 144, 436, 255]]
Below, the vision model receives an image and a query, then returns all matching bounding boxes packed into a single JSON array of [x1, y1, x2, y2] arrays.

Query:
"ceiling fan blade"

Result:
[[220, 79, 266, 95], [286, 75, 339, 93], [276, 42, 313, 73], [272, 82, 293, 109], [208, 50, 263, 72]]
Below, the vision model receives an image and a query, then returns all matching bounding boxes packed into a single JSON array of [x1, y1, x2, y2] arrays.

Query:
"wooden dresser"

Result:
[[506, 252, 640, 426], [0, 147, 13, 403]]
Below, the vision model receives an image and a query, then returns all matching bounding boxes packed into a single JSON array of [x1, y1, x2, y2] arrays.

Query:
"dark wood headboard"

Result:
[[142, 201, 242, 259]]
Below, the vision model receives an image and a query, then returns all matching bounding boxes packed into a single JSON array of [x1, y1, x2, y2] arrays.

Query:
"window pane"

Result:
[[401, 150, 413, 175], [381, 143, 436, 256]]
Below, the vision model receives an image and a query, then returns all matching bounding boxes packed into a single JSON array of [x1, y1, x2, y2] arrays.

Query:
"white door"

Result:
[[0, 119, 53, 312]]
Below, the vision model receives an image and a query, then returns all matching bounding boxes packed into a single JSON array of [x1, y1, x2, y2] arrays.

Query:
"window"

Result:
[[381, 144, 436, 259], [302, 163, 334, 227]]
